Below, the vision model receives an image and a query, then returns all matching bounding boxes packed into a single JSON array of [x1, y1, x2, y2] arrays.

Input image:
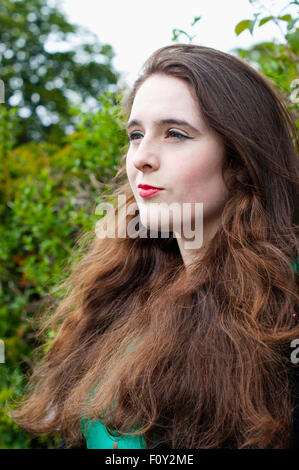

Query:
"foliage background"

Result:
[[0, 0, 298, 448]]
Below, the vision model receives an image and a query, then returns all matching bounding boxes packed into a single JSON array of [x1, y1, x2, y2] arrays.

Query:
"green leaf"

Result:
[[278, 14, 292, 22], [248, 20, 257, 35], [191, 16, 201, 27], [286, 29, 299, 49], [287, 17, 299, 31], [259, 16, 274, 26], [235, 20, 251, 36], [172, 28, 179, 41]]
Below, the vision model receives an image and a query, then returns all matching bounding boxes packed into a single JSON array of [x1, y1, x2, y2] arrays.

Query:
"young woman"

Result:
[[9, 44, 299, 449]]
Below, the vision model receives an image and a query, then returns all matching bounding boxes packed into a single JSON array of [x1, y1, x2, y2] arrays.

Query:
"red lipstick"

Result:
[[137, 184, 164, 198]]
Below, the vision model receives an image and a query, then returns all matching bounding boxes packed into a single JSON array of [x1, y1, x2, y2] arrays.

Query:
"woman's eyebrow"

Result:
[[125, 118, 199, 134]]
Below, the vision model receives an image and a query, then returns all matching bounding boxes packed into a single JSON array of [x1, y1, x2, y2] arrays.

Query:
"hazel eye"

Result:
[[128, 132, 142, 141], [166, 130, 188, 140]]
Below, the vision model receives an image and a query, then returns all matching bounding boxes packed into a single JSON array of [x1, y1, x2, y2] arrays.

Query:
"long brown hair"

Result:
[[8, 44, 299, 448]]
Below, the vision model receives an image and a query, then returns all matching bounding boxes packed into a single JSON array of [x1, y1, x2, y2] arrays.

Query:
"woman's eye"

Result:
[[128, 132, 142, 141], [166, 130, 188, 140], [128, 130, 189, 141]]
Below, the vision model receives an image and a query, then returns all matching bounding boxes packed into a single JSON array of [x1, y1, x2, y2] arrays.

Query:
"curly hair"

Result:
[[8, 44, 299, 449]]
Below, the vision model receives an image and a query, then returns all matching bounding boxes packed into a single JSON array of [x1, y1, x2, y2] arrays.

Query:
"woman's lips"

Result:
[[137, 184, 164, 198], [138, 187, 164, 198]]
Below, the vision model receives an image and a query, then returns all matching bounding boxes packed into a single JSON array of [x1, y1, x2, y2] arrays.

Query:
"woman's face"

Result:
[[126, 73, 229, 246]]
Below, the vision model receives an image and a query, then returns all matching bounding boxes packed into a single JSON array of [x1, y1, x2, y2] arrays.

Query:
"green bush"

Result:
[[0, 91, 128, 448], [233, 1, 299, 127]]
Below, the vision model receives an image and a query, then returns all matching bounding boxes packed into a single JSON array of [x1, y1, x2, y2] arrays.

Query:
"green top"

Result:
[[81, 418, 146, 449], [81, 257, 298, 449], [80, 340, 147, 449], [293, 257, 298, 274]]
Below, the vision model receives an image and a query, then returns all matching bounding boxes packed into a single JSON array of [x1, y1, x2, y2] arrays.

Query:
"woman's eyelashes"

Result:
[[128, 129, 193, 142]]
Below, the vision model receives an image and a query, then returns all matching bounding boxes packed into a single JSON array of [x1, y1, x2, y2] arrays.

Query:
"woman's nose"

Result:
[[132, 137, 160, 172]]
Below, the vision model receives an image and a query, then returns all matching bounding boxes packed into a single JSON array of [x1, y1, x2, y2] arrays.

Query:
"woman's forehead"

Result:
[[130, 74, 205, 128]]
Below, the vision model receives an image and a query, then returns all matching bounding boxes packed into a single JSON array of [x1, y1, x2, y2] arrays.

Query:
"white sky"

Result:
[[55, 0, 295, 88]]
